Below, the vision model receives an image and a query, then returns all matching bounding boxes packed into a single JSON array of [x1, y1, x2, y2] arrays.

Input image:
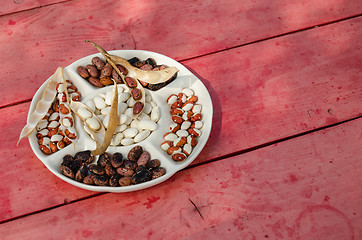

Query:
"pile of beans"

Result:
[[76, 56, 175, 91], [160, 88, 203, 161], [36, 80, 81, 155], [59, 146, 166, 187], [81, 86, 160, 146]]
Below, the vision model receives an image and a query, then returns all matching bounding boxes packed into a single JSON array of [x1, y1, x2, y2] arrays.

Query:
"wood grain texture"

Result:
[[184, 16, 362, 162], [2, 17, 362, 222], [1, 118, 361, 240], [0, 0, 66, 16], [1, 0, 362, 106]]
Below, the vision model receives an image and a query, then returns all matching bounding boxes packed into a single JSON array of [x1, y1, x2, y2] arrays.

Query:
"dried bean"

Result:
[[77, 66, 90, 79], [60, 165, 74, 179], [128, 146, 143, 162], [86, 64, 99, 78], [110, 152, 123, 168], [74, 150, 94, 164], [97, 152, 111, 167], [152, 167, 166, 179], [92, 57, 105, 70], [88, 77, 103, 87]]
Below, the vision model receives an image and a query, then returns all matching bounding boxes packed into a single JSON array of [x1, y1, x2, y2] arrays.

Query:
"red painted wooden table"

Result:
[[1, 0, 361, 239]]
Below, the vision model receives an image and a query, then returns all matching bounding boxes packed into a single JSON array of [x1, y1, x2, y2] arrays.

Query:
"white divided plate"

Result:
[[28, 50, 213, 192]]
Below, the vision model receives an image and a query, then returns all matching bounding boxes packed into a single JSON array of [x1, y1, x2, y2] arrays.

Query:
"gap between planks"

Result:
[[0, 13, 361, 110], [0, 114, 361, 225]]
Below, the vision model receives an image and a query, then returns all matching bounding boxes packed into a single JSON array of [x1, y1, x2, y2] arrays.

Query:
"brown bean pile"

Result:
[[59, 146, 166, 187], [77, 57, 176, 90]]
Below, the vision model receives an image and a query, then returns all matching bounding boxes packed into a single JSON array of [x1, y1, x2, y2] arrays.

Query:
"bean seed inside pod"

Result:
[[131, 88, 142, 100], [125, 77, 137, 88]]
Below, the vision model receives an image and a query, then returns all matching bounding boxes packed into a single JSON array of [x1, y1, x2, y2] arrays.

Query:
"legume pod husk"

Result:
[[17, 67, 64, 145]]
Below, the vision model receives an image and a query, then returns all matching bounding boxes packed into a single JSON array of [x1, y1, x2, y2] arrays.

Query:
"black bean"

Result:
[[98, 152, 111, 167], [74, 150, 94, 164], [110, 152, 123, 168], [132, 168, 151, 184], [60, 165, 74, 179], [128, 146, 143, 162]]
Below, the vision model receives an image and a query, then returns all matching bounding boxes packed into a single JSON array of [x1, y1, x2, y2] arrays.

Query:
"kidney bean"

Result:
[[86, 64, 99, 78], [77, 66, 90, 79], [92, 57, 105, 70], [125, 76, 137, 88], [133, 102, 144, 114], [101, 63, 113, 77], [131, 88, 142, 100], [100, 76, 113, 85], [88, 77, 103, 87]]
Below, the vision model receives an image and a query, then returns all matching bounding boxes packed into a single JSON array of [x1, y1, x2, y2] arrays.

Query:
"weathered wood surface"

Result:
[[0, 0, 65, 16], [2, 16, 362, 223], [1, 118, 361, 240], [1, 0, 362, 107]]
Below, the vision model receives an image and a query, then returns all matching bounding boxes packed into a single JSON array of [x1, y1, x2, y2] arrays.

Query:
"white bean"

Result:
[[83, 124, 93, 137], [123, 128, 139, 138], [143, 103, 152, 115], [119, 114, 130, 125], [150, 106, 160, 122], [124, 108, 135, 117], [150, 101, 157, 108], [86, 117, 101, 131], [118, 102, 127, 114], [111, 132, 124, 146], [94, 96, 106, 110], [78, 107, 92, 119], [105, 90, 113, 106], [121, 138, 134, 146], [85, 100, 96, 112], [102, 115, 110, 129], [119, 92, 131, 102], [137, 113, 150, 121], [134, 130, 150, 142], [138, 119, 157, 131], [115, 124, 128, 133], [117, 85, 125, 93], [127, 97, 136, 107], [101, 106, 111, 115], [145, 95, 152, 103], [130, 119, 140, 129]]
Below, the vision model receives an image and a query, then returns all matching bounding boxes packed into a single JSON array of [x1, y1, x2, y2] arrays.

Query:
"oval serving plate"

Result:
[[28, 50, 213, 192]]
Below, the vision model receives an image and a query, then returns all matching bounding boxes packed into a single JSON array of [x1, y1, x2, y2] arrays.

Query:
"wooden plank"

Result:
[[0, 102, 96, 223], [2, 17, 362, 222], [1, 118, 361, 239], [0, 0, 66, 16], [1, 0, 362, 106], [183, 17, 362, 162]]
